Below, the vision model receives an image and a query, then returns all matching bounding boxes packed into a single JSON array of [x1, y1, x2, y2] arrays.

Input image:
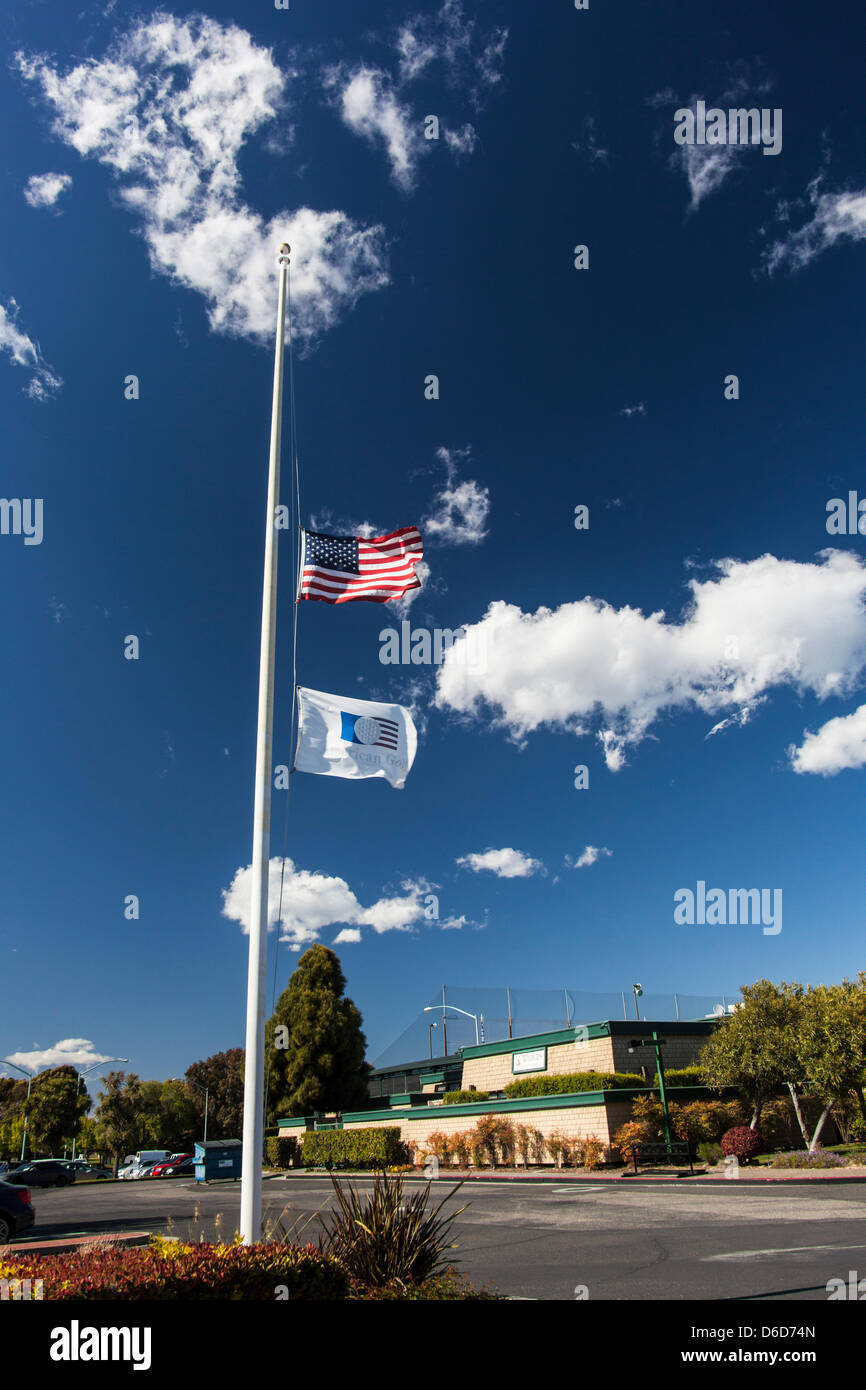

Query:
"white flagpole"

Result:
[[240, 241, 291, 1244]]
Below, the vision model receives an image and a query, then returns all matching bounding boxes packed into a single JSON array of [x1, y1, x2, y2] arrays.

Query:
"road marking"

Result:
[[706, 1242, 866, 1261], [549, 1185, 608, 1194]]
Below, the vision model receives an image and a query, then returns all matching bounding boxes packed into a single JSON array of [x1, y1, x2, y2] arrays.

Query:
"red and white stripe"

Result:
[[298, 526, 424, 604]]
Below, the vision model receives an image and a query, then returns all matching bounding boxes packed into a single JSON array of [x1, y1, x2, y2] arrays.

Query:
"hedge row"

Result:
[[265, 1136, 300, 1169], [300, 1126, 407, 1169], [504, 1071, 644, 1098], [442, 1090, 490, 1105], [0, 1243, 348, 1300]]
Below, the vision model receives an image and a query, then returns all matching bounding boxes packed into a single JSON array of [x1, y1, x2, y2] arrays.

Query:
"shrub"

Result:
[[720, 1126, 764, 1161], [581, 1136, 605, 1170], [319, 1171, 468, 1287], [471, 1115, 511, 1167], [612, 1120, 648, 1159], [265, 1136, 299, 1170], [652, 1066, 705, 1088], [451, 1133, 473, 1168], [300, 1127, 407, 1170], [545, 1130, 567, 1168], [697, 1142, 723, 1166], [424, 1132, 454, 1164], [504, 1071, 644, 1099], [0, 1242, 347, 1300], [441, 1090, 490, 1106], [497, 1119, 517, 1166], [769, 1149, 849, 1169]]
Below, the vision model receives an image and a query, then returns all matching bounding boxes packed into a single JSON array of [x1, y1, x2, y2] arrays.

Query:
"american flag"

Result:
[[298, 526, 423, 604]]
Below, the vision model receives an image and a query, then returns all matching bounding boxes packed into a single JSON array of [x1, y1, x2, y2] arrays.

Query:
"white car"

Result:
[[119, 1161, 158, 1180]]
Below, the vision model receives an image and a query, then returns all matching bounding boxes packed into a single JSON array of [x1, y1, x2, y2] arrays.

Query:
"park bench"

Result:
[[625, 1140, 696, 1175]]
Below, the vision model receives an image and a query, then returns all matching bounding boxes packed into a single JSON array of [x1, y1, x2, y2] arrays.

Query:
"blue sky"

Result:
[[2, 0, 866, 1086]]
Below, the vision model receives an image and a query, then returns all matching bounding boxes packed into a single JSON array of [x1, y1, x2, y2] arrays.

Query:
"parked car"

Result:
[[120, 1161, 161, 1181], [64, 1161, 113, 1180], [4, 1159, 74, 1188], [0, 1180, 35, 1243], [148, 1154, 194, 1178]]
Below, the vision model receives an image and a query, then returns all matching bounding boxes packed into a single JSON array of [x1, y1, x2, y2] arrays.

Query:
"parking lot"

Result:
[[11, 1174, 866, 1301]]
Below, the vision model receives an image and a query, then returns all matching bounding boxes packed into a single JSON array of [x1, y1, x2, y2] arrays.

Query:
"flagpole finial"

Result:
[[278, 242, 291, 264]]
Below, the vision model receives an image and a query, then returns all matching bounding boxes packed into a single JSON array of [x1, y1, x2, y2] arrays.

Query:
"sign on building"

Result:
[[512, 1047, 547, 1074]]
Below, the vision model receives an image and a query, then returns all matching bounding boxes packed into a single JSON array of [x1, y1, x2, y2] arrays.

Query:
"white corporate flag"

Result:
[[294, 686, 418, 790]]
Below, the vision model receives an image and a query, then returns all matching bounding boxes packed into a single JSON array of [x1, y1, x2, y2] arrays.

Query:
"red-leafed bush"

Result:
[[0, 1242, 348, 1300], [720, 1126, 764, 1161]]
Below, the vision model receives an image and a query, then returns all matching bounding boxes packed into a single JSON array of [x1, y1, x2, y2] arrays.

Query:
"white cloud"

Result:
[[435, 550, 866, 770], [790, 703, 866, 775], [619, 402, 646, 418], [2, 1038, 112, 1074], [678, 141, 742, 210], [24, 171, 72, 208], [764, 183, 866, 273], [333, 928, 362, 944], [705, 702, 759, 739], [395, 0, 507, 91], [0, 298, 62, 398], [572, 115, 609, 165], [324, 1, 506, 189], [422, 446, 489, 545], [570, 846, 612, 869], [456, 847, 542, 878], [221, 857, 444, 947], [17, 16, 389, 346]]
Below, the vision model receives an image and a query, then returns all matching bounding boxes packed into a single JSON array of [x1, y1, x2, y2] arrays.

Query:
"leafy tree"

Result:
[[699, 980, 802, 1128], [266, 945, 370, 1119], [792, 978, 866, 1151], [136, 1079, 199, 1152], [27, 1066, 90, 1154], [93, 1071, 145, 1171], [185, 1049, 245, 1140]]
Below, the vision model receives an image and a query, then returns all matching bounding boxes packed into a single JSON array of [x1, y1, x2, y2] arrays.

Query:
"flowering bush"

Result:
[[720, 1126, 764, 1161], [0, 1241, 348, 1300], [769, 1149, 849, 1169]]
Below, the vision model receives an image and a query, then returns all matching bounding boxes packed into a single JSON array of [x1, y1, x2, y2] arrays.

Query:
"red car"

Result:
[[148, 1155, 193, 1178]]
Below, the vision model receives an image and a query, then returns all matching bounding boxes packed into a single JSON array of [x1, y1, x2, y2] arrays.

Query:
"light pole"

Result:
[[2, 1062, 35, 1162], [424, 1004, 481, 1046], [71, 1059, 128, 1160], [428, 1020, 438, 1060], [632, 983, 643, 1021], [628, 1032, 672, 1148], [175, 1078, 209, 1146]]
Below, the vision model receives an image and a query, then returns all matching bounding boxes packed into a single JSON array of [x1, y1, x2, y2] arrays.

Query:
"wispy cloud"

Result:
[[422, 446, 489, 545], [618, 402, 646, 418], [568, 846, 613, 869], [456, 847, 543, 878], [24, 171, 72, 208], [323, 0, 506, 190], [222, 857, 454, 949], [17, 15, 388, 346], [764, 180, 866, 273], [0, 298, 62, 398]]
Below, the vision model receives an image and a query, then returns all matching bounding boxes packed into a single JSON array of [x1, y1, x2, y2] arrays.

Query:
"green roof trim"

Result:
[[461, 1023, 610, 1058]]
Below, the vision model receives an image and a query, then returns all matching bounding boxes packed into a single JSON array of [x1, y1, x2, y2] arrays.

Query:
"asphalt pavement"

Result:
[[11, 1173, 866, 1301]]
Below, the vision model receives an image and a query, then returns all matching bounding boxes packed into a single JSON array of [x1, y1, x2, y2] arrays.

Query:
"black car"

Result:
[[0, 1179, 35, 1243], [5, 1160, 76, 1188]]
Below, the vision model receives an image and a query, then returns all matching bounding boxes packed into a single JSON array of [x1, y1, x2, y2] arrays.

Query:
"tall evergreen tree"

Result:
[[266, 945, 370, 1119]]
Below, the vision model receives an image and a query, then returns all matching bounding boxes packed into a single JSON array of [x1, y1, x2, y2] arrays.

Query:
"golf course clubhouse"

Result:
[[276, 1019, 720, 1161]]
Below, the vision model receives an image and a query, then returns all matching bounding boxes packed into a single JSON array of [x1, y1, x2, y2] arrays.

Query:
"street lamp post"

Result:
[[628, 1032, 672, 1148], [632, 983, 643, 1021], [423, 1004, 481, 1046], [428, 1020, 438, 1060], [71, 1059, 129, 1160]]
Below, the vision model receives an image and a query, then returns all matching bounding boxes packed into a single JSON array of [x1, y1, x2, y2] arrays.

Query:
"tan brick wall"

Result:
[[610, 1034, 708, 1073], [460, 1035, 616, 1092], [342, 1100, 620, 1162]]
